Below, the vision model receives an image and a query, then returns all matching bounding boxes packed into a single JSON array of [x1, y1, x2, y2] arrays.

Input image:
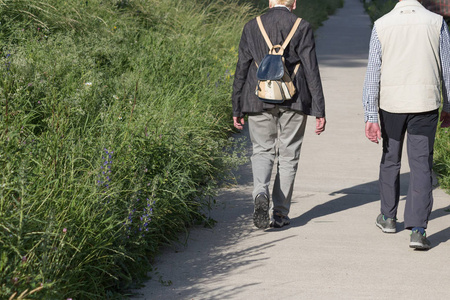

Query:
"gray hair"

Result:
[[269, 0, 296, 7]]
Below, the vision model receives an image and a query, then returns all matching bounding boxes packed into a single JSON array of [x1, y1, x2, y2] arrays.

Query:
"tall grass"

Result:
[[296, 0, 344, 29], [0, 0, 251, 298], [0, 0, 345, 298]]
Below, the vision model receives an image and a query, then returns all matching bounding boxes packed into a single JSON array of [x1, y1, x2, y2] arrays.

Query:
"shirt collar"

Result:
[[274, 4, 291, 12]]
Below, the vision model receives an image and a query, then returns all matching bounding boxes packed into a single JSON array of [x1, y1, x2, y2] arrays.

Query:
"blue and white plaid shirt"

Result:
[[363, 21, 450, 123]]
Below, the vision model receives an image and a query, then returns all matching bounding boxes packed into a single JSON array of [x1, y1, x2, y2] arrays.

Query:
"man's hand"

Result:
[[315, 117, 326, 135], [365, 122, 381, 144], [440, 111, 450, 128], [233, 116, 245, 130]]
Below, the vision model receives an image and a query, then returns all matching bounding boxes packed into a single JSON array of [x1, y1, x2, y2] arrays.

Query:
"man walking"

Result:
[[232, 0, 326, 229], [363, 0, 450, 249]]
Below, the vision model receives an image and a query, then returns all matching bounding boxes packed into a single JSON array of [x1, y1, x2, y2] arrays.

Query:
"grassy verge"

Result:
[[296, 0, 344, 29], [0, 0, 250, 298], [0, 0, 344, 298], [363, 0, 397, 22], [363, 0, 450, 193]]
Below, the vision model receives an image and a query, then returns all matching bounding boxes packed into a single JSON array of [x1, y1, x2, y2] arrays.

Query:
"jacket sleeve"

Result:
[[440, 19, 450, 113], [297, 22, 326, 118], [232, 24, 253, 118], [362, 25, 382, 123]]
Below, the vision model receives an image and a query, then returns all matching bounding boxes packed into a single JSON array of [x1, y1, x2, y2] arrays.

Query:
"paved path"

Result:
[[132, 0, 450, 299]]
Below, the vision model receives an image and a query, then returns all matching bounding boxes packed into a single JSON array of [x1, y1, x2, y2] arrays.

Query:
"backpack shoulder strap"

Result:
[[281, 18, 302, 50], [286, 18, 302, 77], [256, 16, 273, 50], [291, 63, 300, 79], [257, 16, 302, 51]]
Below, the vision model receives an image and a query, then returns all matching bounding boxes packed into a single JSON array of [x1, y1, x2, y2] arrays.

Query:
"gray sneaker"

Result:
[[270, 211, 290, 228], [253, 193, 270, 229], [410, 230, 431, 250], [375, 214, 396, 233]]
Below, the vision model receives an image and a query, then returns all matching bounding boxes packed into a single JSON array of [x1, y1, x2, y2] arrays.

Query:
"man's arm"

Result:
[[365, 122, 381, 144], [233, 116, 245, 130], [440, 20, 450, 128], [232, 24, 253, 130], [296, 21, 326, 134], [363, 26, 382, 143], [315, 117, 326, 135]]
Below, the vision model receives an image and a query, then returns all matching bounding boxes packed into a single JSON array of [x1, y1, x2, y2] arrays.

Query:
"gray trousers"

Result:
[[248, 107, 307, 216], [379, 109, 439, 229]]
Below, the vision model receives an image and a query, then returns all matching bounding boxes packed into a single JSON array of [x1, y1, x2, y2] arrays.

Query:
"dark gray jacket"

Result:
[[232, 7, 325, 118]]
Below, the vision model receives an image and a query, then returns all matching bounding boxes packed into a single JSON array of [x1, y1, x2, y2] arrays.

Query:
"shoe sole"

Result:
[[253, 195, 269, 229], [375, 221, 396, 233], [409, 242, 431, 250], [270, 220, 290, 228]]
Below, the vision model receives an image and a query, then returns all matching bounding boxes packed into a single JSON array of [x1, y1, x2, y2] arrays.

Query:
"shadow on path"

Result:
[[134, 163, 450, 299]]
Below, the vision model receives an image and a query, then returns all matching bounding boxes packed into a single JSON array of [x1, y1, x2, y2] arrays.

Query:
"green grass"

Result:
[[296, 0, 344, 29], [0, 0, 343, 298], [363, 0, 397, 22], [0, 0, 250, 298], [435, 127, 450, 191]]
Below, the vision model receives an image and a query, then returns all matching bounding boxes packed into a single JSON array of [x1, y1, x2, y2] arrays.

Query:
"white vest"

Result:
[[375, 0, 443, 113]]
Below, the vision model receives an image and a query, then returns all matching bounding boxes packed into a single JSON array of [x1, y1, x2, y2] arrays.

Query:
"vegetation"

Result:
[[0, 0, 250, 298], [249, 0, 344, 29], [295, 0, 345, 29], [363, 0, 397, 22], [363, 0, 450, 192], [0, 0, 343, 298]]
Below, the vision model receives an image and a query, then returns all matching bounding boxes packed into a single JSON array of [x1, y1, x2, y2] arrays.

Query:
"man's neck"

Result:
[[274, 4, 291, 12]]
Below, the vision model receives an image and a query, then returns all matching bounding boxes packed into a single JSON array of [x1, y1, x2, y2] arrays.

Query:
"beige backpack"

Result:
[[255, 16, 302, 103]]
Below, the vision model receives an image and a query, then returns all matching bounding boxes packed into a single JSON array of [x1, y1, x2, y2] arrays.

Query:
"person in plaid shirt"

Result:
[[363, 0, 450, 250]]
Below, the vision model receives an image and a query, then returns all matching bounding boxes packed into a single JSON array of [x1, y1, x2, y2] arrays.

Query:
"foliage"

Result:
[[0, 0, 344, 298], [363, 0, 450, 24], [363, 0, 396, 22], [0, 0, 251, 298], [296, 0, 344, 29], [435, 20, 450, 192], [247, 0, 344, 29], [434, 126, 450, 191]]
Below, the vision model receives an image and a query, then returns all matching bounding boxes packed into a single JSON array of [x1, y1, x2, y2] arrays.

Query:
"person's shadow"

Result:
[[265, 172, 450, 249], [263, 174, 406, 232], [230, 130, 450, 248], [428, 206, 450, 248]]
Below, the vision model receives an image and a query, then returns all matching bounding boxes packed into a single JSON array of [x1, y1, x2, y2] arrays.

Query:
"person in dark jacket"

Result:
[[232, 0, 326, 229]]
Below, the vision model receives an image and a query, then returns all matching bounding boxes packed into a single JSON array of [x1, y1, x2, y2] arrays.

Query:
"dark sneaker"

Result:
[[410, 230, 431, 250], [270, 211, 290, 228], [375, 214, 396, 233], [253, 193, 270, 229]]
